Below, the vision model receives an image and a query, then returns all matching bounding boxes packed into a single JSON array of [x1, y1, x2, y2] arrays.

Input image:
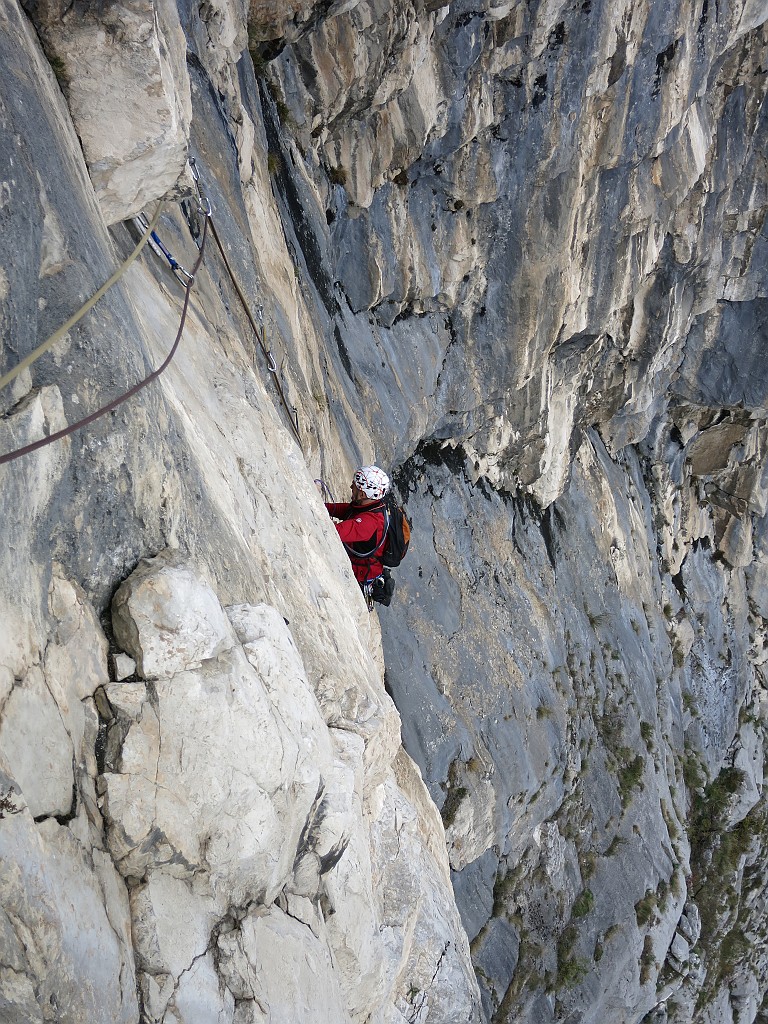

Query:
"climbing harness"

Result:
[[0, 202, 164, 394], [342, 505, 390, 612], [342, 507, 390, 563]]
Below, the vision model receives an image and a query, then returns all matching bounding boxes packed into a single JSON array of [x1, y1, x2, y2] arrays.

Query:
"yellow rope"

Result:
[[0, 202, 165, 393]]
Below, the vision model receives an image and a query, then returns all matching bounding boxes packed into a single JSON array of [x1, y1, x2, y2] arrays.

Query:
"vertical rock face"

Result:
[[26, 0, 193, 224], [1, 0, 767, 1022]]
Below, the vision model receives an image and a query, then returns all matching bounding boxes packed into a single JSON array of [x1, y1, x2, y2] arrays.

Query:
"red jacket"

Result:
[[326, 501, 387, 583]]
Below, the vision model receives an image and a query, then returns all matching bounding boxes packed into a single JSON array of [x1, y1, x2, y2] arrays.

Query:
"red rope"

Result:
[[0, 215, 209, 467]]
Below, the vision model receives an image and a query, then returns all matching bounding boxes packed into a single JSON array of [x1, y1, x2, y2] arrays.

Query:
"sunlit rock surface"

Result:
[[1, 0, 767, 1021]]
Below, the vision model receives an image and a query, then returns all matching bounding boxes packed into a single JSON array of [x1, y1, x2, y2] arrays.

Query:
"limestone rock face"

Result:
[[26, 0, 193, 224], [268, 0, 768, 504], [111, 555, 236, 677], [98, 558, 482, 1023], [2, 0, 768, 1021]]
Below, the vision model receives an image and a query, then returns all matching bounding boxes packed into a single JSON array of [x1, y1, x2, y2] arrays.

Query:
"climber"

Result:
[[325, 466, 390, 596]]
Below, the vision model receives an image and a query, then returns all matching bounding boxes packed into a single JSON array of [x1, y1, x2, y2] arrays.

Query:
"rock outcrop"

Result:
[[1, 0, 767, 1021]]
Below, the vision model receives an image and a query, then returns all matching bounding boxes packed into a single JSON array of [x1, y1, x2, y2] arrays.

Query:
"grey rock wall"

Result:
[[0, 0, 767, 1022]]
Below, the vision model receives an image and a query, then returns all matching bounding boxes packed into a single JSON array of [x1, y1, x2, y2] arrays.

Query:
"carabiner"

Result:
[[188, 157, 212, 216], [173, 266, 195, 286], [266, 352, 277, 374]]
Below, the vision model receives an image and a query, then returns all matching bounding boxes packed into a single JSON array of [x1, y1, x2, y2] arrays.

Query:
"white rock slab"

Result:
[[0, 767, 137, 1024], [34, 0, 192, 223], [112, 555, 236, 679], [172, 951, 235, 1024], [216, 905, 354, 1024], [369, 752, 483, 1024], [318, 730, 387, 1019], [0, 666, 74, 819], [103, 602, 334, 904]]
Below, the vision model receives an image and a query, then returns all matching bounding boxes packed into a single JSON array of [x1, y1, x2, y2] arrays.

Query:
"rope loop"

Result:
[[0, 203, 164, 394], [0, 165, 213, 467]]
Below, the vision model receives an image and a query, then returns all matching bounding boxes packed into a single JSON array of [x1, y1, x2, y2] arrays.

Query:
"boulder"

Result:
[[111, 554, 236, 679]]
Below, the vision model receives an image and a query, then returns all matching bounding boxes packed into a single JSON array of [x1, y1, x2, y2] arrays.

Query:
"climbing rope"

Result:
[[0, 202, 165, 394], [1, 156, 306, 466], [314, 478, 335, 502], [205, 207, 303, 453], [0, 211, 209, 467]]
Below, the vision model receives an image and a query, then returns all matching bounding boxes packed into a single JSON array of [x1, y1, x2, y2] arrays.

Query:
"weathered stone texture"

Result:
[[1, 0, 768, 1021], [26, 0, 193, 224]]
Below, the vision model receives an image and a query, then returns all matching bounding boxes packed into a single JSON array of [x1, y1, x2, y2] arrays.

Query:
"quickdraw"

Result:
[[132, 212, 195, 286]]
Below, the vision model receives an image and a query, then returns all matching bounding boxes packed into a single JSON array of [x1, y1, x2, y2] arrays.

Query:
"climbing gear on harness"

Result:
[[132, 212, 195, 285], [341, 504, 389, 562], [354, 465, 389, 499], [370, 568, 396, 606], [361, 568, 395, 611], [0, 202, 165, 395]]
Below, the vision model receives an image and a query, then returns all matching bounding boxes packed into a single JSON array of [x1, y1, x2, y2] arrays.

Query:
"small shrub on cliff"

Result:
[[605, 834, 625, 856], [572, 889, 594, 918], [639, 935, 656, 984], [580, 850, 597, 880], [635, 890, 657, 927], [48, 54, 69, 88], [718, 927, 750, 979], [440, 784, 467, 830], [492, 865, 522, 915], [555, 924, 587, 988], [689, 765, 745, 846], [328, 165, 348, 187], [618, 754, 645, 806]]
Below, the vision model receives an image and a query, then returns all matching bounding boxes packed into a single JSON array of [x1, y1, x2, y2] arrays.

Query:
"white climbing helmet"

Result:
[[354, 465, 390, 500]]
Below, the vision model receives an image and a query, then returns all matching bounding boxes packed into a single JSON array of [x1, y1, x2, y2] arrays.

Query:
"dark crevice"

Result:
[[532, 74, 548, 107], [653, 39, 680, 96], [318, 839, 349, 875], [33, 763, 78, 826], [259, 82, 338, 318], [540, 505, 563, 570], [333, 326, 355, 383]]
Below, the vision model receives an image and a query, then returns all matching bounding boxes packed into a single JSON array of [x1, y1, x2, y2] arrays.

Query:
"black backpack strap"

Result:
[[342, 506, 389, 560]]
